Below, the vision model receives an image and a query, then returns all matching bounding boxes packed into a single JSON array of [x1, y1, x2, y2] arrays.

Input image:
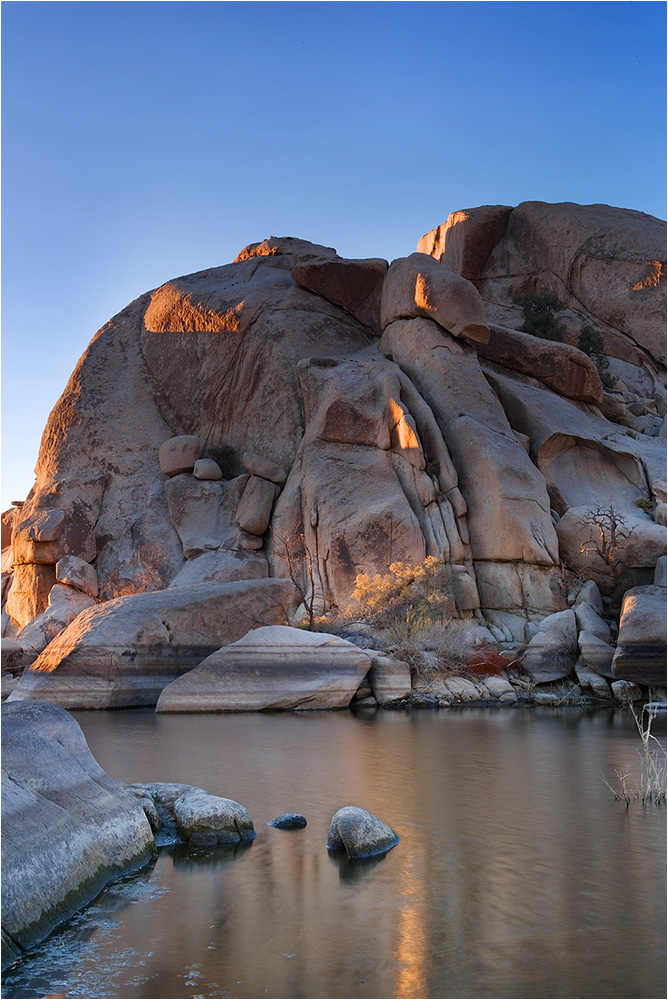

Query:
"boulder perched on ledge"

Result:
[[1, 702, 155, 970], [156, 625, 372, 712]]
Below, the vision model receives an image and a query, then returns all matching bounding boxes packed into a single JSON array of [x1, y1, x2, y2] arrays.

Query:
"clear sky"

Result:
[[2, 0, 666, 511]]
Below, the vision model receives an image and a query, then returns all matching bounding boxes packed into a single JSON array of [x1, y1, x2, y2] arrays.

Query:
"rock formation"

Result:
[[2, 204, 666, 702]]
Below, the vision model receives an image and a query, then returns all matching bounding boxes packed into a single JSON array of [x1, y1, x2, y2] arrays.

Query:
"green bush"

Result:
[[513, 293, 566, 341], [577, 324, 616, 390]]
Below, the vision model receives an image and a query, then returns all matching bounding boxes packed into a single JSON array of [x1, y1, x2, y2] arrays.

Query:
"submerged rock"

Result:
[[327, 806, 399, 859], [268, 813, 307, 830]]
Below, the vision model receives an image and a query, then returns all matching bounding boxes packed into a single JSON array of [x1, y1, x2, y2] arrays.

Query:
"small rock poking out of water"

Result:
[[327, 806, 399, 859], [268, 813, 308, 830]]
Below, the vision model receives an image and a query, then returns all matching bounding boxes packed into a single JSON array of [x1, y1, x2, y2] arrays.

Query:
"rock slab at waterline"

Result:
[[156, 625, 372, 712], [1, 702, 156, 970], [1, 202, 666, 698], [8, 579, 296, 709], [1, 705, 267, 968]]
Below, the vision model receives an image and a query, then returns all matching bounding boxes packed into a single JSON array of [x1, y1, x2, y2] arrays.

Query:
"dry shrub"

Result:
[[347, 557, 457, 629], [603, 704, 667, 806], [466, 645, 507, 678]]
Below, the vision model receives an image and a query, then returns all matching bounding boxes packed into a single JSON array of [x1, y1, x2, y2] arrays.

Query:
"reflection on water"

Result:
[[3, 708, 666, 999]]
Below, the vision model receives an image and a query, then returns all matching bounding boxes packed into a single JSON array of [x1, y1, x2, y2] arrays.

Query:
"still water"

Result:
[[3, 707, 666, 1000]]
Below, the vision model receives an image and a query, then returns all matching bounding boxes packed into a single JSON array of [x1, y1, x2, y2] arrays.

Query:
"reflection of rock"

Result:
[[167, 840, 253, 869], [156, 625, 371, 713], [8, 579, 296, 709], [1, 702, 155, 969], [327, 805, 400, 859]]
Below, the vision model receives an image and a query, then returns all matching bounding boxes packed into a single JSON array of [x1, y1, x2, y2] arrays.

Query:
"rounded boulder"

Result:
[[327, 806, 399, 859]]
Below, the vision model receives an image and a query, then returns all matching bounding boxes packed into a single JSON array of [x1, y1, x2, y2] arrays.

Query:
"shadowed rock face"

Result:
[[612, 585, 667, 686], [2, 209, 666, 696]]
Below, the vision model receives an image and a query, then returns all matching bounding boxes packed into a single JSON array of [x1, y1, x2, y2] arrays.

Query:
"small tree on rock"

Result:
[[577, 324, 616, 390], [512, 293, 566, 341], [578, 505, 635, 598]]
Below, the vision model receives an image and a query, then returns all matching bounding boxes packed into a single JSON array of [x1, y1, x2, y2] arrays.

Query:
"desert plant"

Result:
[[346, 558, 485, 683], [578, 505, 635, 597], [513, 293, 566, 341], [577, 324, 616, 390], [602, 704, 667, 806], [271, 525, 324, 629], [347, 556, 457, 629], [465, 645, 508, 678], [635, 497, 654, 515]]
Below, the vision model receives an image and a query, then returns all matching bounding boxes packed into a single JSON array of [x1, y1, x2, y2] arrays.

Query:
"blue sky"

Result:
[[2, 0, 666, 511]]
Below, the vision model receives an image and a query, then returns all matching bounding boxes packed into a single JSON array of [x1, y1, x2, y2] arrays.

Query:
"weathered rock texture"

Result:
[[1, 702, 155, 969], [326, 806, 400, 859], [418, 201, 666, 366], [2, 705, 261, 968], [156, 625, 372, 712], [3, 205, 666, 703]]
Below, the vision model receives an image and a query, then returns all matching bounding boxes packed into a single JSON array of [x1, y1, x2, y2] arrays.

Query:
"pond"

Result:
[[2, 707, 666, 999]]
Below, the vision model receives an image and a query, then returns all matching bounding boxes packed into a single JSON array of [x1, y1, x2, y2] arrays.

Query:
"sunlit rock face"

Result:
[[418, 200, 667, 367], [2, 207, 666, 696]]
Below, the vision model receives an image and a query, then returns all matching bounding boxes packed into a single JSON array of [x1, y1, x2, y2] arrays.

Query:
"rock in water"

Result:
[[172, 789, 256, 847], [326, 806, 399, 859], [1, 702, 156, 969], [268, 813, 308, 830]]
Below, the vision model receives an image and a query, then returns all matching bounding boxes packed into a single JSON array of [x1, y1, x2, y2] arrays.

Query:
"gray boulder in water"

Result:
[[327, 806, 399, 859], [267, 813, 306, 830], [268, 812, 307, 830], [1, 702, 156, 970]]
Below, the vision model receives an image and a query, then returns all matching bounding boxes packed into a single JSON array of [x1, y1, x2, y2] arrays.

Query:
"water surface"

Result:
[[3, 707, 666, 999]]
